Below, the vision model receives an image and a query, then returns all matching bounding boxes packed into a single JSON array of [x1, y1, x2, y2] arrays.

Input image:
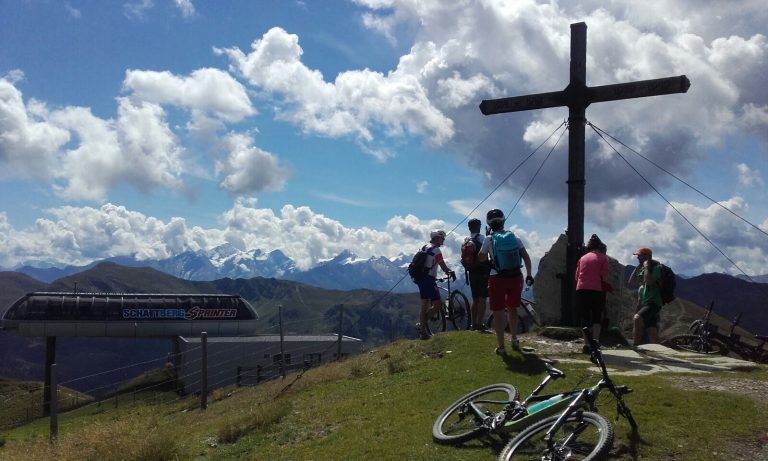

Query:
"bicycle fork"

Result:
[[543, 389, 590, 456]]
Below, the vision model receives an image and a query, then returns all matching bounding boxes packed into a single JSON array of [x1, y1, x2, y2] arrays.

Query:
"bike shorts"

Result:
[[637, 303, 661, 328], [416, 275, 440, 301], [468, 269, 489, 298], [576, 289, 605, 328], [488, 274, 523, 312]]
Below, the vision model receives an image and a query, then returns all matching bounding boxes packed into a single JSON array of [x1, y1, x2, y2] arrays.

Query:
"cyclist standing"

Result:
[[417, 229, 456, 340], [465, 218, 492, 332], [477, 209, 534, 355], [629, 247, 662, 345]]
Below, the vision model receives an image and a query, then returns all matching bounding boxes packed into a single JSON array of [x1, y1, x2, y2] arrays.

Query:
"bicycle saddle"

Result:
[[545, 362, 566, 379]]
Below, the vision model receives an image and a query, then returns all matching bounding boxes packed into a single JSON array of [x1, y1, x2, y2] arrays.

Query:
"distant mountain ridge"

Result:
[[7, 245, 416, 293]]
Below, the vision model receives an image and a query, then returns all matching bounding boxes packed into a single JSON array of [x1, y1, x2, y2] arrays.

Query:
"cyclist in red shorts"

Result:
[[478, 209, 533, 355]]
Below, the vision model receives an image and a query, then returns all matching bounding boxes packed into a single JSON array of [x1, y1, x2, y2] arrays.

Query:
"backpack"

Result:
[[460, 235, 483, 270], [407, 245, 434, 282], [490, 231, 522, 274], [657, 263, 676, 305]]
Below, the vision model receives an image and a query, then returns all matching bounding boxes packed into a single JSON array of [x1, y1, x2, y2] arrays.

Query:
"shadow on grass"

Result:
[[498, 350, 550, 375], [443, 432, 510, 457], [613, 427, 649, 461]]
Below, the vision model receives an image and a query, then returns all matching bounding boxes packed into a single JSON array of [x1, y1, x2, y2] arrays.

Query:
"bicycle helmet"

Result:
[[430, 229, 446, 240], [486, 209, 505, 227]]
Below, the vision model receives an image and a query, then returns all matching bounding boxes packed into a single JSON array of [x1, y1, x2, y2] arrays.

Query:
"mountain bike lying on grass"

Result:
[[498, 328, 638, 460], [485, 286, 541, 334], [432, 328, 637, 455], [663, 302, 768, 363], [426, 275, 471, 334]]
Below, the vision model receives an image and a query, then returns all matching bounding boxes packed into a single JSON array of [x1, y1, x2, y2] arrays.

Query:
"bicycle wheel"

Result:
[[665, 334, 727, 355], [499, 411, 613, 461], [432, 383, 519, 445], [426, 306, 445, 334], [447, 290, 470, 330]]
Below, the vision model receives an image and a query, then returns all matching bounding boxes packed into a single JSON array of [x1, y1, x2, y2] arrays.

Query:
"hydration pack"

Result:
[[490, 231, 521, 275], [407, 246, 434, 282], [460, 235, 483, 270], [658, 263, 676, 305]]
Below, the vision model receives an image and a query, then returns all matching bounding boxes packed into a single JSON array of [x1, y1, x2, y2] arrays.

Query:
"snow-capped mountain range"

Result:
[[7, 244, 422, 293]]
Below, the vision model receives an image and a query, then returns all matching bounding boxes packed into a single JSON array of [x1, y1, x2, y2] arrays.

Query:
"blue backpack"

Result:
[[490, 231, 522, 275]]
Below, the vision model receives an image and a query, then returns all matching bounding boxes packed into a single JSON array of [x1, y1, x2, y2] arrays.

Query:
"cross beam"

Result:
[[479, 22, 690, 325]]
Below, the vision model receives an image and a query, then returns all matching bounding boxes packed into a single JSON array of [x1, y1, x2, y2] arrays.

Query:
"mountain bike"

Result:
[[722, 312, 768, 363], [662, 301, 728, 355], [426, 276, 471, 334], [432, 362, 567, 445], [664, 303, 768, 363], [485, 286, 541, 334], [432, 328, 636, 450], [498, 328, 638, 461]]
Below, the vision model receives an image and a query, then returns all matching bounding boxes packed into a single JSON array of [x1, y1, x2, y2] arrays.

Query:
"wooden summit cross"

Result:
[[479, 22, 690, 325]]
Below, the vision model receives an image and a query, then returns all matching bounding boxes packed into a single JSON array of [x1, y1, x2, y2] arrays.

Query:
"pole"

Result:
[[49, 363, 58, 444], [200, 331, 208, 410], [336, 304, 344, 361], [279, 305, 286, 378], [563, 22, 588, 326], [43, 336, 56, 416]]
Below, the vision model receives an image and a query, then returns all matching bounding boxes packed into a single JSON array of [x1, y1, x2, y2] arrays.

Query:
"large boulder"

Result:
[[534, 234, 637, 335]]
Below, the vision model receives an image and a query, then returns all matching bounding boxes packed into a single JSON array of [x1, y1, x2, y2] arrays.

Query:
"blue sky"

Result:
[[0, 0, 766, 277]]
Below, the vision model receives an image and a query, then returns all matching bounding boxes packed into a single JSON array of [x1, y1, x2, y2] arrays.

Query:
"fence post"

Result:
[[279, 306, 286, 379], [201, 331, 208, 410], [43, 336, 56, 417], [337, 304, 344, 361], [49, 363, 58, 444]]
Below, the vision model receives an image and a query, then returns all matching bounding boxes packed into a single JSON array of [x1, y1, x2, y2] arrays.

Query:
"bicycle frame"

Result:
[[460, 362, 575, 433], [432, 276, 470, 331], [681, 302, 767, 362]]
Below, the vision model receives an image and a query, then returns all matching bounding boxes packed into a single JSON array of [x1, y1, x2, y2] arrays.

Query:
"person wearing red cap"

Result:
[[630, 247, 662, 344]]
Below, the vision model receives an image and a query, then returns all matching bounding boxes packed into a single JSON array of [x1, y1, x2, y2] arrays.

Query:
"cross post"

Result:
[[479, 22, 690, 325]]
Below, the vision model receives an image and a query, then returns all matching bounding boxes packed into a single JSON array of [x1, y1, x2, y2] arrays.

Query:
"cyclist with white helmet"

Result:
[[478, 209, 533, 355], [418, 229, 456, 340]]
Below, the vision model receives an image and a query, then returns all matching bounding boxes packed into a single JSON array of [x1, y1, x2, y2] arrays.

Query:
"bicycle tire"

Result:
[[448, 290, 470, 330], [426, 306, 445, 334], [664, 334, 728, 355], [498, 411, 613, 461], [432, 383, 519, 445], [730, 346, 761, 363]]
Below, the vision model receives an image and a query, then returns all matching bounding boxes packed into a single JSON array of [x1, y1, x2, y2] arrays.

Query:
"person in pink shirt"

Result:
[[575, 234, 609, 348]]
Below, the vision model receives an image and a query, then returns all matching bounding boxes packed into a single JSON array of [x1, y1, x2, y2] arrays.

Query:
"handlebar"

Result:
[[436, 273, 457, 283]]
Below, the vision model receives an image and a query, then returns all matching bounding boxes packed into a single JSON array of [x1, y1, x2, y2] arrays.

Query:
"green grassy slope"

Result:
[[1, 331, 766, 461]]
